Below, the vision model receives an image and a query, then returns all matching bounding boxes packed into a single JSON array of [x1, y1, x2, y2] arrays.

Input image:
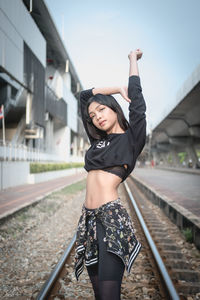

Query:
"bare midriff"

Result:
[[84, 169, 123, 209]]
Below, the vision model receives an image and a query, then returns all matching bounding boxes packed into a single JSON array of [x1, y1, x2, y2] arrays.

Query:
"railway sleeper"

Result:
[[171, 269, 200, 282], [152, 233, 173, 239], [145, 220, 161, 224], [157, 243, 180, 251], [176, 281, 200, 295], [162, 250, 183, 259], [154, 238, 174, 244], [166, 258, 193, 269], [149, 228, 166, 233]]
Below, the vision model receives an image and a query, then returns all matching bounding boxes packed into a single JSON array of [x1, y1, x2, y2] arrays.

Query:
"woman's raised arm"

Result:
[[92, 49, 143, 102], [127, 49, 146, 158], [128, 49, 143, 76], [92, 86, 130, 103]]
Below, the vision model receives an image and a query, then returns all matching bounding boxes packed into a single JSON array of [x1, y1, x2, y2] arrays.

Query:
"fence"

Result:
[[0, 140, 64, 162]]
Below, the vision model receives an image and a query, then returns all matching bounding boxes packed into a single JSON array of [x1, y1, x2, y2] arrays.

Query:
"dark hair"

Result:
[[84, 94, 129, 140]]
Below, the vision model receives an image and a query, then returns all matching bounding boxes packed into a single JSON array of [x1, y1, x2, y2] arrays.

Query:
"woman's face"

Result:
[[88, 101, 118, 133]]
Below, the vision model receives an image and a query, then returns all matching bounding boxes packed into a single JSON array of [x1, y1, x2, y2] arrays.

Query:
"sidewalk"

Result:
[[132, 167, 200, 217], [0, 170, 87, 220], [131, 167, 200, 249]]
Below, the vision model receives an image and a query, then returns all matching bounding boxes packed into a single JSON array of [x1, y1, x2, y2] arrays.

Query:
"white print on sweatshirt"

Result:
[[96, 140, 110, 149]]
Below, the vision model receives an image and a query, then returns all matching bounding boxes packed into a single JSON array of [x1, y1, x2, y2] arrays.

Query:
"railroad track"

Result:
[[126, 176, 200, 299], [36, 177, 200, 300]]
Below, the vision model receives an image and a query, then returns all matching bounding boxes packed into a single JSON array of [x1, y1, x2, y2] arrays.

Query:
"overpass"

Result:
[[149, 64, 200, 168]]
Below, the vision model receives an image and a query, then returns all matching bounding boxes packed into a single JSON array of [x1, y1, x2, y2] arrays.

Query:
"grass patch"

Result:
[[38, 201, 58, 213], [181, 227, 193, 243], [54, 179, 86, 196], [16, 212, 32, 222]]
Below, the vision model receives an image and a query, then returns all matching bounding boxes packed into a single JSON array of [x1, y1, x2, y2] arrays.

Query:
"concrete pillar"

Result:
[[189, 126, 200, 138], [63, 72, 71, 91], [166, 152, 173, 166], [53, 125, 69, 161], [26, 93, 32, 125], [45, 116, 54, 153], [77, 137, 84, 157], [65, 127, 70, 162], [159, 152, 169, 166], [80, 137, 84, 157], [186, 145, 200, 168], [74, 135, 78, 156], [170, 149, 181, 167], [152, 151, 161, 165]]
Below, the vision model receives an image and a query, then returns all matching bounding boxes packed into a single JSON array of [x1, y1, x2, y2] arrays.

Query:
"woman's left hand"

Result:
[[128, 49, 143, 61], [119, 86, 131, 103]]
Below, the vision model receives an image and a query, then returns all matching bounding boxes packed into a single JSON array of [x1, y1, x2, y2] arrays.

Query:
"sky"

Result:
[[45, 0, 200, 133]]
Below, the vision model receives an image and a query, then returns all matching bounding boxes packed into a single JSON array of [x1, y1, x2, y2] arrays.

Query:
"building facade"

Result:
[[0, 0, 89, 163]]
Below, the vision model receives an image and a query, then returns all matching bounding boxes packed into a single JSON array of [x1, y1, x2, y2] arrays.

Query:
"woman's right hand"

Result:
[[128, 49, 143, 61], [119, 86, 131, 103]]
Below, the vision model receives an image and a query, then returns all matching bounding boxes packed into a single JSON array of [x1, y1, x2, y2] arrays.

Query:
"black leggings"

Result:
[[86, 219, 125, 300]]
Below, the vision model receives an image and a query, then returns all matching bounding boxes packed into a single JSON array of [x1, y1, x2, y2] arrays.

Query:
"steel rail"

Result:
[[37, 180, 180, 300], [36, 233, 76, 300], [124, 180, 180, 300]]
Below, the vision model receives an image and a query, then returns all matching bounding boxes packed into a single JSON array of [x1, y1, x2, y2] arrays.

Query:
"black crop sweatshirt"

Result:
[[80, 75, 146, 182]]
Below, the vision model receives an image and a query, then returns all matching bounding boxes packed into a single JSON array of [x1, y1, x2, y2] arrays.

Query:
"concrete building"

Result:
[[0, 0, 89, 164]]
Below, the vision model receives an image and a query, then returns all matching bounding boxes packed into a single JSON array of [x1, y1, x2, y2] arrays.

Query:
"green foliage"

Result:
[[57, 179, 86, 195], [168, 154, 173, 163], [30, 162, 84, 173], [178, 152, 187, 164], [181, 227, 193, 243]]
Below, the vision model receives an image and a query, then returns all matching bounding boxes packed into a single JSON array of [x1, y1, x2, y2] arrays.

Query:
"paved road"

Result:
[[132, 167, 200, 217], [0, 171, 87, 219]]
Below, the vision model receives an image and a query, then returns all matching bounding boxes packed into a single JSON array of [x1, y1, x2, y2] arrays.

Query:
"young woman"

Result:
[[74, 49, 146, 300]]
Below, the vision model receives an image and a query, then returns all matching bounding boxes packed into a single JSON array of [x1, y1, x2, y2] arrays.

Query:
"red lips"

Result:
[[99, 120, 106, 126]]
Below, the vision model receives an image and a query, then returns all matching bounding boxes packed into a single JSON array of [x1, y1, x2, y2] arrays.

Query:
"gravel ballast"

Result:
[[0, 178, 200, 299]]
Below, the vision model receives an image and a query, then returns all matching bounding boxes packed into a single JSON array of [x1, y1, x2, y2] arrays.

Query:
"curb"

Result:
[[0, 173, 86, 222], [155, 166, 200, 176]]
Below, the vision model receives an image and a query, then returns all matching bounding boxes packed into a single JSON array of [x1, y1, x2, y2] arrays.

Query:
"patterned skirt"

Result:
[[74, 198, 141, 281]]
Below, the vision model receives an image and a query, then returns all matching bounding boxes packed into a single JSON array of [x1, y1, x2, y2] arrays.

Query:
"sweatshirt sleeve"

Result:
[[128, 75, 146, 157], [79, 88, 96, 145]]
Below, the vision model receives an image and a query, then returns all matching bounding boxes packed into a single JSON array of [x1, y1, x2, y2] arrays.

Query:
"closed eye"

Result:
[[89, 107, 105, 119]]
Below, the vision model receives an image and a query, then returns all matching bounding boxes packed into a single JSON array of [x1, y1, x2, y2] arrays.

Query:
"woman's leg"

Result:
[[86, 218, 125, 300], [97, 220, 125, 300], [86, 213, 100, 300], [86, 263, 100, 300]]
